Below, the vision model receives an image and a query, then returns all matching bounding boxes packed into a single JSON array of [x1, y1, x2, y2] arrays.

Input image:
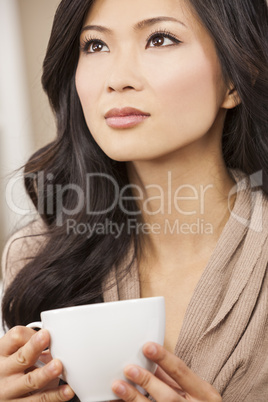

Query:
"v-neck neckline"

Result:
[[102, 170, 254, 360], [173, 170, 251, 360]]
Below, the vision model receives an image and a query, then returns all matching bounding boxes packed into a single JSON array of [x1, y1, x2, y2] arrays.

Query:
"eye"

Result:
[[80, 37, 109, 54], [146, 30, 181, 48]]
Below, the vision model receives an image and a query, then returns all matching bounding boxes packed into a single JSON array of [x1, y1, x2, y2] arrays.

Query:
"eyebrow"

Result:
[[81, 16, 187, 35]]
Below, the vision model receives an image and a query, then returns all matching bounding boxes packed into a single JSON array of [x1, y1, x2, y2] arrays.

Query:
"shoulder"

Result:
[[262, 190, 268, 221], [258, 187, 268, 241], [231, 168, 268, 235], [1, 219, 48, 290], [250, 186, 268, 263]]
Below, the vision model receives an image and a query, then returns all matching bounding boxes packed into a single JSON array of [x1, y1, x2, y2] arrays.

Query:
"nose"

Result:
[[106, 49, 144, 93]]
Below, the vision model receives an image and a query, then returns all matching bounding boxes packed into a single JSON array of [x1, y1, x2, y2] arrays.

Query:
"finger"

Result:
[[4, 359, 63, 399], [123, 365, 185, 401], [112, 380, 149, 401], [0, 326, 36, 356], [143, 343, 218, 399], [154, 366, 184, 394], [39, 349, 53, 365], [6, 329, 50, 374], [24, 384, 75, 401], [109, 400, 124, 402]]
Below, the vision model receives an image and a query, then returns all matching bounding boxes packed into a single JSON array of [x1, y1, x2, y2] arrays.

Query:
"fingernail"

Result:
[[63, 385, 74, 399], [113, 382, 127, 396], [36, 330, 45, 343], [47, 360, 59, 374], [145, 344, 157, 356], [126, 366, 140, 379]]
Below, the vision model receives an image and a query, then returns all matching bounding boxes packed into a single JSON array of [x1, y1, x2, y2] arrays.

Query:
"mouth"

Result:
[[104, 107, 150, 129]]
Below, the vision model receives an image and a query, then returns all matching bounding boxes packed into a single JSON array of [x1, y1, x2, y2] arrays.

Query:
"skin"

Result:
[[76, 0, 239, 271], [1, 0, 240, 400], [0, 327, 74, 400], [111, 342, 221, 401], [76, 0, 235, 162], [76, 0, 238, 400]]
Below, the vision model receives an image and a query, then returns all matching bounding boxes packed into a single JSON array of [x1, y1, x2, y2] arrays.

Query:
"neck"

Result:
[[126, 142, 236, 270]]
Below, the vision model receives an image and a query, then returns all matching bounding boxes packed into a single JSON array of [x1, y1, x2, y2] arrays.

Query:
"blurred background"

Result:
[[0, 0, 60, 263], [0, 0, 60, 333]]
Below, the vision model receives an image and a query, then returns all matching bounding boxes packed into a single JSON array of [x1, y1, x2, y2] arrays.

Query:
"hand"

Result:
[[0, 326, 75, 401], [111, 342, 222, 401]]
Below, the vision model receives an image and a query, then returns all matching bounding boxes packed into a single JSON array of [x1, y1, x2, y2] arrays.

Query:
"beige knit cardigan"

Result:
[[2, 170, 268, 401]]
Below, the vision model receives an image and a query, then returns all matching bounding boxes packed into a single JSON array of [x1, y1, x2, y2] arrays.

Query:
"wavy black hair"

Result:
[[2, 0, 268, 329]]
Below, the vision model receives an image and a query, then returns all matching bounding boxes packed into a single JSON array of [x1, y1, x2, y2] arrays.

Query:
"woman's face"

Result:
[[76, 0, 232, 162]]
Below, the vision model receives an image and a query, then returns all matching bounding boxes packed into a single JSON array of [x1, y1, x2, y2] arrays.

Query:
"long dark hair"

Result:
[[2, 0, 268, 329]]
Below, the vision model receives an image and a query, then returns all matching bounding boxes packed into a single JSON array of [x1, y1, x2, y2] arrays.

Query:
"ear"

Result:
[[221, 84, 241, 109]]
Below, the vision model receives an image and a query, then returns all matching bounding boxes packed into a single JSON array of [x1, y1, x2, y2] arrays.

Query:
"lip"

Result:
[[104, 107, 150, 129]]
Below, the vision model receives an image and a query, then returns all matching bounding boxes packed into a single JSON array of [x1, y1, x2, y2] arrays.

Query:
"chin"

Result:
[[97, 141, 142, 162], [106, 152, 139, 162]]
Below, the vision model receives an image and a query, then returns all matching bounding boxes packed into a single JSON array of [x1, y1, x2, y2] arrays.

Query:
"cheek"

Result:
[[148, 50, 223, 133], [75, 61, 101, 119]]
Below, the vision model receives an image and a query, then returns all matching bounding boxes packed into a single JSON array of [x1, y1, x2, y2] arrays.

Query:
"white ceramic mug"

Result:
[[27, 297, 165, 402]]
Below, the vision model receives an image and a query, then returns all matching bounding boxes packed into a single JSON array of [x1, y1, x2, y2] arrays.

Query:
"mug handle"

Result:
[[27, 321, 43, 330], [26, 321, 63, 380]]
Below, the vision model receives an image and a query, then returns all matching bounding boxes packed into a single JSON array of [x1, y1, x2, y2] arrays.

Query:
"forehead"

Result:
[[81, 0, 218, 59], [84, 0, 196, 29]]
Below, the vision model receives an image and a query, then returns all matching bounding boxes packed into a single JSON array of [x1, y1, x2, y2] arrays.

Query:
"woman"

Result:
[[1, 0, 268, 400]]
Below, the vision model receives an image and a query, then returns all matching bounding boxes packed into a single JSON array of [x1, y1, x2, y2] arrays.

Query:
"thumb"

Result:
[[155, 366, 185, 394]]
